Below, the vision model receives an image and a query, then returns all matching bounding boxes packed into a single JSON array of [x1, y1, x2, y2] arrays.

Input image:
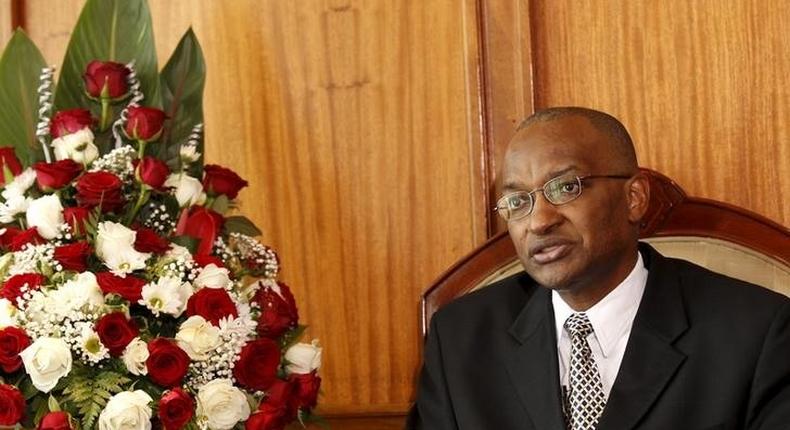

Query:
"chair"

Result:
[[420, 168, 790, 335]]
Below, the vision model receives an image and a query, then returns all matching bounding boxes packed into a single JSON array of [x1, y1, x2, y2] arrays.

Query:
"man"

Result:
[[407, 107, 790, 429]]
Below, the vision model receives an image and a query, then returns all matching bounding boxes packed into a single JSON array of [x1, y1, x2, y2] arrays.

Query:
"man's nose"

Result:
[[527, 193, 563, 235]]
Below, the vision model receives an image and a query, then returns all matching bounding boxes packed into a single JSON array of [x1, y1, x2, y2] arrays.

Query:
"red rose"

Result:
[[1, 273, 47, 304], [75, 171, 125, 213], [146, 338, 190, 387], [63, 207, 91, 236], [186, 288, 238, 326], [37, 411, 73, 430], [0, 384, 24, 425], [134, 227, 170, 254], [0, 147, 22, 185], [246, 379, 298, 430], [50, 109, 93, 138], [135, 156, 169, 190], [95, 312, 138, 357], [255, 282, 299, 338], [54, 242, 92, 272], [96, 272, 147, 302], [233, 338, 281, 391], [193, 254, 225, 268], [203, 164, 249, 199], [83, 61, 130, 99], [9, 228, 46, 251], [0, 326, 30, 373], [179, 207, 224, 256], [33, 159, 83, 190], [125, 107, 166, 141], [158, 388, 194, 430], [0, 227, 21, 251], [289, 372, 321, 410]]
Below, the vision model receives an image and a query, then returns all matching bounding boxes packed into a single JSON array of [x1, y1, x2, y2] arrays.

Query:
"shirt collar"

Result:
[[552, 252, 648, 357]]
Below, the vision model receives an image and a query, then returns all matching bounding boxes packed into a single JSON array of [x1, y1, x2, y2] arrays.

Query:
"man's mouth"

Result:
[[528, 241, 573, 264]]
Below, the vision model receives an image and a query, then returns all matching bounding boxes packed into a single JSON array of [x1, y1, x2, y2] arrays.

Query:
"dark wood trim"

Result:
[[10, 0, 25, 31], [474, 0, 495, 237], [421, 168, 790, 336]]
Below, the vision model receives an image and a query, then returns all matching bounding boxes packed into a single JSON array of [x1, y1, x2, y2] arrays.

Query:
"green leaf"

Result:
[[0, 30, 47, 166], [210, 194, 229, 214], [54, 0, 161, 112], [171, 235, 199, 254], [48, 394, 62, 412], [223, 215, 263, 237], [157, 28, 205, 169]]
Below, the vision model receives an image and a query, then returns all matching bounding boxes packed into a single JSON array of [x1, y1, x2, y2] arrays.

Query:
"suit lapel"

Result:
[[504, 285, 566, 430], [598, 245, 689, 430]]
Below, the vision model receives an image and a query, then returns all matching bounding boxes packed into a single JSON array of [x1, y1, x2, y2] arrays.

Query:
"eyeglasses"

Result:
[[494, 174, 633, 221]]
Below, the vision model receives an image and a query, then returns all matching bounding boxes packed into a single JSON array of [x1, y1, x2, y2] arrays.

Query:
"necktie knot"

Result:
[[564, 312, 594, 338]]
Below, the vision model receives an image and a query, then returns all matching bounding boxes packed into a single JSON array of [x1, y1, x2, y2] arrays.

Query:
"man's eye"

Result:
[[508, 195, 528, 208], [558, 181, 580, 194]]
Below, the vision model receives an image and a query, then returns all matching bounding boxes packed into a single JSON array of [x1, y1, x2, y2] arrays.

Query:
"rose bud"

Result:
[[158, 388, 194, 430], [96, 312, 138, 357], [63, 207, 91, 236], [186, 287, 238, 326], [146, 338, 190, 387], [37, 411, 74, 430], [8, 228, 46, 252], [289, 372, 322, 410], [178, 207, 224, 256], [0, 384, 25, 425], [96, 272, 147, 302], [233, 338, 281, 391], [33, 159, 83, 190], [75, 171, 125, 213], [0, 273, 46, 305], [125, 107, 166, 142], [0, 326, 31, 373], [54, 241, 92, 272], [202, 164, 249, 199], [254, 282, 299, 339], [135, 156, 170, 190], [50, 109, 93, 139], [245, 404, 288, 430], [83, 60, 130, 99], [0, 147, 22, 185]]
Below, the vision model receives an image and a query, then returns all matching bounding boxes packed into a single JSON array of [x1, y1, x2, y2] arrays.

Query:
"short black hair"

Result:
[[517, 107, 638, 170]]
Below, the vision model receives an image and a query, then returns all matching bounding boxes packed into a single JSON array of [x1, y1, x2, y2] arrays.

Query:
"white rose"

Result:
[[19, 337, 73, 393], [0, 298, 17, 327], [164, 244, 194, 262], [51, 272, 105, 313], [284, 340, 322, 374], [193, 264, 231, 289], [165, 174, 206, 207], [26, 195, 65, 239], [52, 128, 99, 164], [139, 276, 192, 317], [196, 379, 250, 430], [122, 338, 149, 376], [98, 390, 153, 430], [96, 222, 151, 276], [176, 315, 222, 361]]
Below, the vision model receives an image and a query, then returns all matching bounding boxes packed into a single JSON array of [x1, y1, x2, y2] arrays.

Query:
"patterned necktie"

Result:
[[564, 312, 606, 430]]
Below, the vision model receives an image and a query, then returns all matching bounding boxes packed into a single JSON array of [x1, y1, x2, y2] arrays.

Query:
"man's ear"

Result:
[[626, 172, 650, 224]]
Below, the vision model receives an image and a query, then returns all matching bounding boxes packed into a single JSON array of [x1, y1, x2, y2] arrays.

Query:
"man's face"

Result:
[[502, 115, 640, 293]]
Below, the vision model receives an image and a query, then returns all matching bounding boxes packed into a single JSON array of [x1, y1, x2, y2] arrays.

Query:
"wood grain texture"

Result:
[[0, 0, 12, 48], [529, 0, 789, 227], [23, 0, 486, 421]]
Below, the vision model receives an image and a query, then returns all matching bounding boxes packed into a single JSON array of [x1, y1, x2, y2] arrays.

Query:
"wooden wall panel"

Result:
[[529, 0, 789, 227], [0, 0, 12, 48], [23, 0, 487, 423]]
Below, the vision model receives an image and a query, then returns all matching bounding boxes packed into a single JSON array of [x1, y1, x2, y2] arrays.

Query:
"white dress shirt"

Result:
[[552, 252, 648, 400]]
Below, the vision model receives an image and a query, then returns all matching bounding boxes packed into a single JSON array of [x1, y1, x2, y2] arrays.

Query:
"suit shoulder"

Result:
[[431, 272, 535, 327]]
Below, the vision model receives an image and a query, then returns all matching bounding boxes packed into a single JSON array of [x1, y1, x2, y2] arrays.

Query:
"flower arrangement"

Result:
[[0, 1, 321, 429]]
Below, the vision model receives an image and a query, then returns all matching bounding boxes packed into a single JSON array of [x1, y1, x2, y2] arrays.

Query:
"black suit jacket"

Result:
[[408, 244, 790, 429]]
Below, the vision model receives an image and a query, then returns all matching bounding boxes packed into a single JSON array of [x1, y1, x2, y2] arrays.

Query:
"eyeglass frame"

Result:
[[493, 174, 634, 221]]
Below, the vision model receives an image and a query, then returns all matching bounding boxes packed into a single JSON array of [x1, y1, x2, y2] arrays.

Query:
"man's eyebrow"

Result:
[[501, 165, 580, 192]]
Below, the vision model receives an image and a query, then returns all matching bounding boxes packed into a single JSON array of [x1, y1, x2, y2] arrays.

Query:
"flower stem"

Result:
[[99, 98, 112, 131], [137, 139, 147, 159], [124, 187, 150, 226]]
